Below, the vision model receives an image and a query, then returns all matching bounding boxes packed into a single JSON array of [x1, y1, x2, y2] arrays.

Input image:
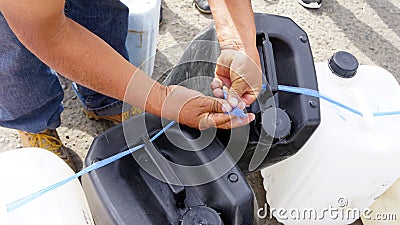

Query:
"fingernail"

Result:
[[222, 103, 232, 112], [210, 81, 219, 89], [213, 89, 224, 98], [228, 97, 238, 107]]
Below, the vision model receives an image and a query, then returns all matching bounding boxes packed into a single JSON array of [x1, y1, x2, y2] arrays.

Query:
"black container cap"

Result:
[[262, 107, 291, 139], [181, 206, 223, 225], [328, 51, 359, 78]]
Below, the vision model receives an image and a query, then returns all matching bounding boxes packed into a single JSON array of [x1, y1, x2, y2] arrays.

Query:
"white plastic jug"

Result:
[[0, 198, 10, 225], [120, 0, 161, 76], [261, 62, 400, 224], [0, 148, 94, 225]]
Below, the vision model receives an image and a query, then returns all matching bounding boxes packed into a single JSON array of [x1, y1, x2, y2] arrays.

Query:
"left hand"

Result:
[[161, 85, 255, 130]]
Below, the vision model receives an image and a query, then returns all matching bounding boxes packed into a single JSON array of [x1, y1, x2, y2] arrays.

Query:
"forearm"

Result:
[[208, 0, 262, 106], [209, 0, 257, 52], [2, 11, 166, 116], [35, 18, 166, 114]]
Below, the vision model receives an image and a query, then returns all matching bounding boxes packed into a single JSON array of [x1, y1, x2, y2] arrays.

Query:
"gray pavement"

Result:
[[1, 0, 399, 224]]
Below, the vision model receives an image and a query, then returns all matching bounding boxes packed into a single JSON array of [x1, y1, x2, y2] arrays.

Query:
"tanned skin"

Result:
[[0, 0, 260, 129]]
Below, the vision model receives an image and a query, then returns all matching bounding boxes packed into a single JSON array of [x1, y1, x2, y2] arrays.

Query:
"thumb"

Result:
[[227, 79, 249, 109], [198, 96, 256, 130]]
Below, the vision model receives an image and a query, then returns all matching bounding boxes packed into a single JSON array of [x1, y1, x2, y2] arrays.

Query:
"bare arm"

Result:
[[209, 0, 262, 107], [209, 0, 257, 53], [0, 0, 163, 114], [0, 0, 254, 129]]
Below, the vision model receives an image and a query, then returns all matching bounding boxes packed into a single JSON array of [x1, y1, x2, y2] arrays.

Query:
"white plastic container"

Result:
[[261, 62, 400, 224], [120, 0, 161, 76], [0, 148, 94, 225], [0, 198, 10, 225]]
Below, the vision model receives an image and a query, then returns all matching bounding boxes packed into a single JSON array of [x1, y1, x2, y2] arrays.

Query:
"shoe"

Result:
[[297, 0, 322, 9], [194, 0, 211, 14], [83, 107, 143, 124], [18, 129, 77, 172]]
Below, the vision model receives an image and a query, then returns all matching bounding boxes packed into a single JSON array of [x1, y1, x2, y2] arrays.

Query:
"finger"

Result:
[[203, 112, 255, 130], [217, 113, 255, 129], [215, 59, 233, 87], [241, 93, 258, 106], [199, 96, 232, 113], [210, 78, 223, 90], [222, 87, 245, 109], [198, 115, 216, 130], [210, 81, 220, 90], [226, 89, 242, 108], [198, 113, 232, 130], [237, 101, 246, 111], [228, 78, 249, 99], [215, 52, 232, 77], [215, 64, 231, 80], [212, 88, 224, 99], [227, 77, 253, 108], [215, 75, 232, 88]]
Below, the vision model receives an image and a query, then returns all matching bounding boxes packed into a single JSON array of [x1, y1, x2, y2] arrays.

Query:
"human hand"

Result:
[[210, 48, 262, 110], [161, 85, 255, 130]]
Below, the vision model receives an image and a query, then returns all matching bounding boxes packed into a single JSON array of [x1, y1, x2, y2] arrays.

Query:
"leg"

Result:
[[65, 0, 130, 117], [0, 12, 76, 170], [0, 12, 64, 134]]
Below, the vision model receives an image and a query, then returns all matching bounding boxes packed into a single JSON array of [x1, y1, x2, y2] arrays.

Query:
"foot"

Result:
[[83, 107, 143, 124], [18, 129, 77, 172], [194, 0, 211, 14], [297, 0, 322, 9]]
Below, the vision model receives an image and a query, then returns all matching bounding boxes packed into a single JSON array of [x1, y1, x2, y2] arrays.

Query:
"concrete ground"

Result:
[[1, 0, 399, 224]]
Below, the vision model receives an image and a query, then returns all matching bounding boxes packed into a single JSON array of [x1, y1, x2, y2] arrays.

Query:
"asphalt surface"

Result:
[[1, 0, 399, 224]]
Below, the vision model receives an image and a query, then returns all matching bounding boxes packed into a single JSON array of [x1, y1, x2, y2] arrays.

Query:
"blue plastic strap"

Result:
[[222, 91, 247, 119], [373, 111, 400, 117], [7, 84, 400, 212], [276, 85, 400, 117], [6, 121, 176, 213], [222, 84, 365, 117], [276, 85, 364, 117]]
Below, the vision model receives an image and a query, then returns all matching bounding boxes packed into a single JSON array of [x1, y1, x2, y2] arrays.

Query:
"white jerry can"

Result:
[[120, 0, 161, 76], [262, 59, 400, 224], [0, 148, 94, 225]]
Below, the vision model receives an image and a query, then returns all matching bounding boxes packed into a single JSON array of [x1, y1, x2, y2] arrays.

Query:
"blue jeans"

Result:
[[0, 0, 130, 133]]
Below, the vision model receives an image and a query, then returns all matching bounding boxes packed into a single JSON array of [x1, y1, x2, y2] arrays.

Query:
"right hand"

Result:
[[210, 48, 262, 110]]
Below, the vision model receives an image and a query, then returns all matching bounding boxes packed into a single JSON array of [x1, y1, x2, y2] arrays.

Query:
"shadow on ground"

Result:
[[324, 0, 400, 79]]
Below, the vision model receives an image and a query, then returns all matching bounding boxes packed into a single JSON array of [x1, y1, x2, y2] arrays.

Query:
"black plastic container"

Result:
[[218, 13, 321, 172], [82, 13, 321, 225], [82, 114, 256, 225]]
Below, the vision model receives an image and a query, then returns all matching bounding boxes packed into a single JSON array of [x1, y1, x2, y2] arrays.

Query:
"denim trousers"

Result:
[[0, 0, 130, 133]]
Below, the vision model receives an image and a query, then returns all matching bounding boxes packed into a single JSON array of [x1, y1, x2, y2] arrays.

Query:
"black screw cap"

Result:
[[262, 107, 291, 139], [328, 51, 359, 78], [181, 206, 223, 225]]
